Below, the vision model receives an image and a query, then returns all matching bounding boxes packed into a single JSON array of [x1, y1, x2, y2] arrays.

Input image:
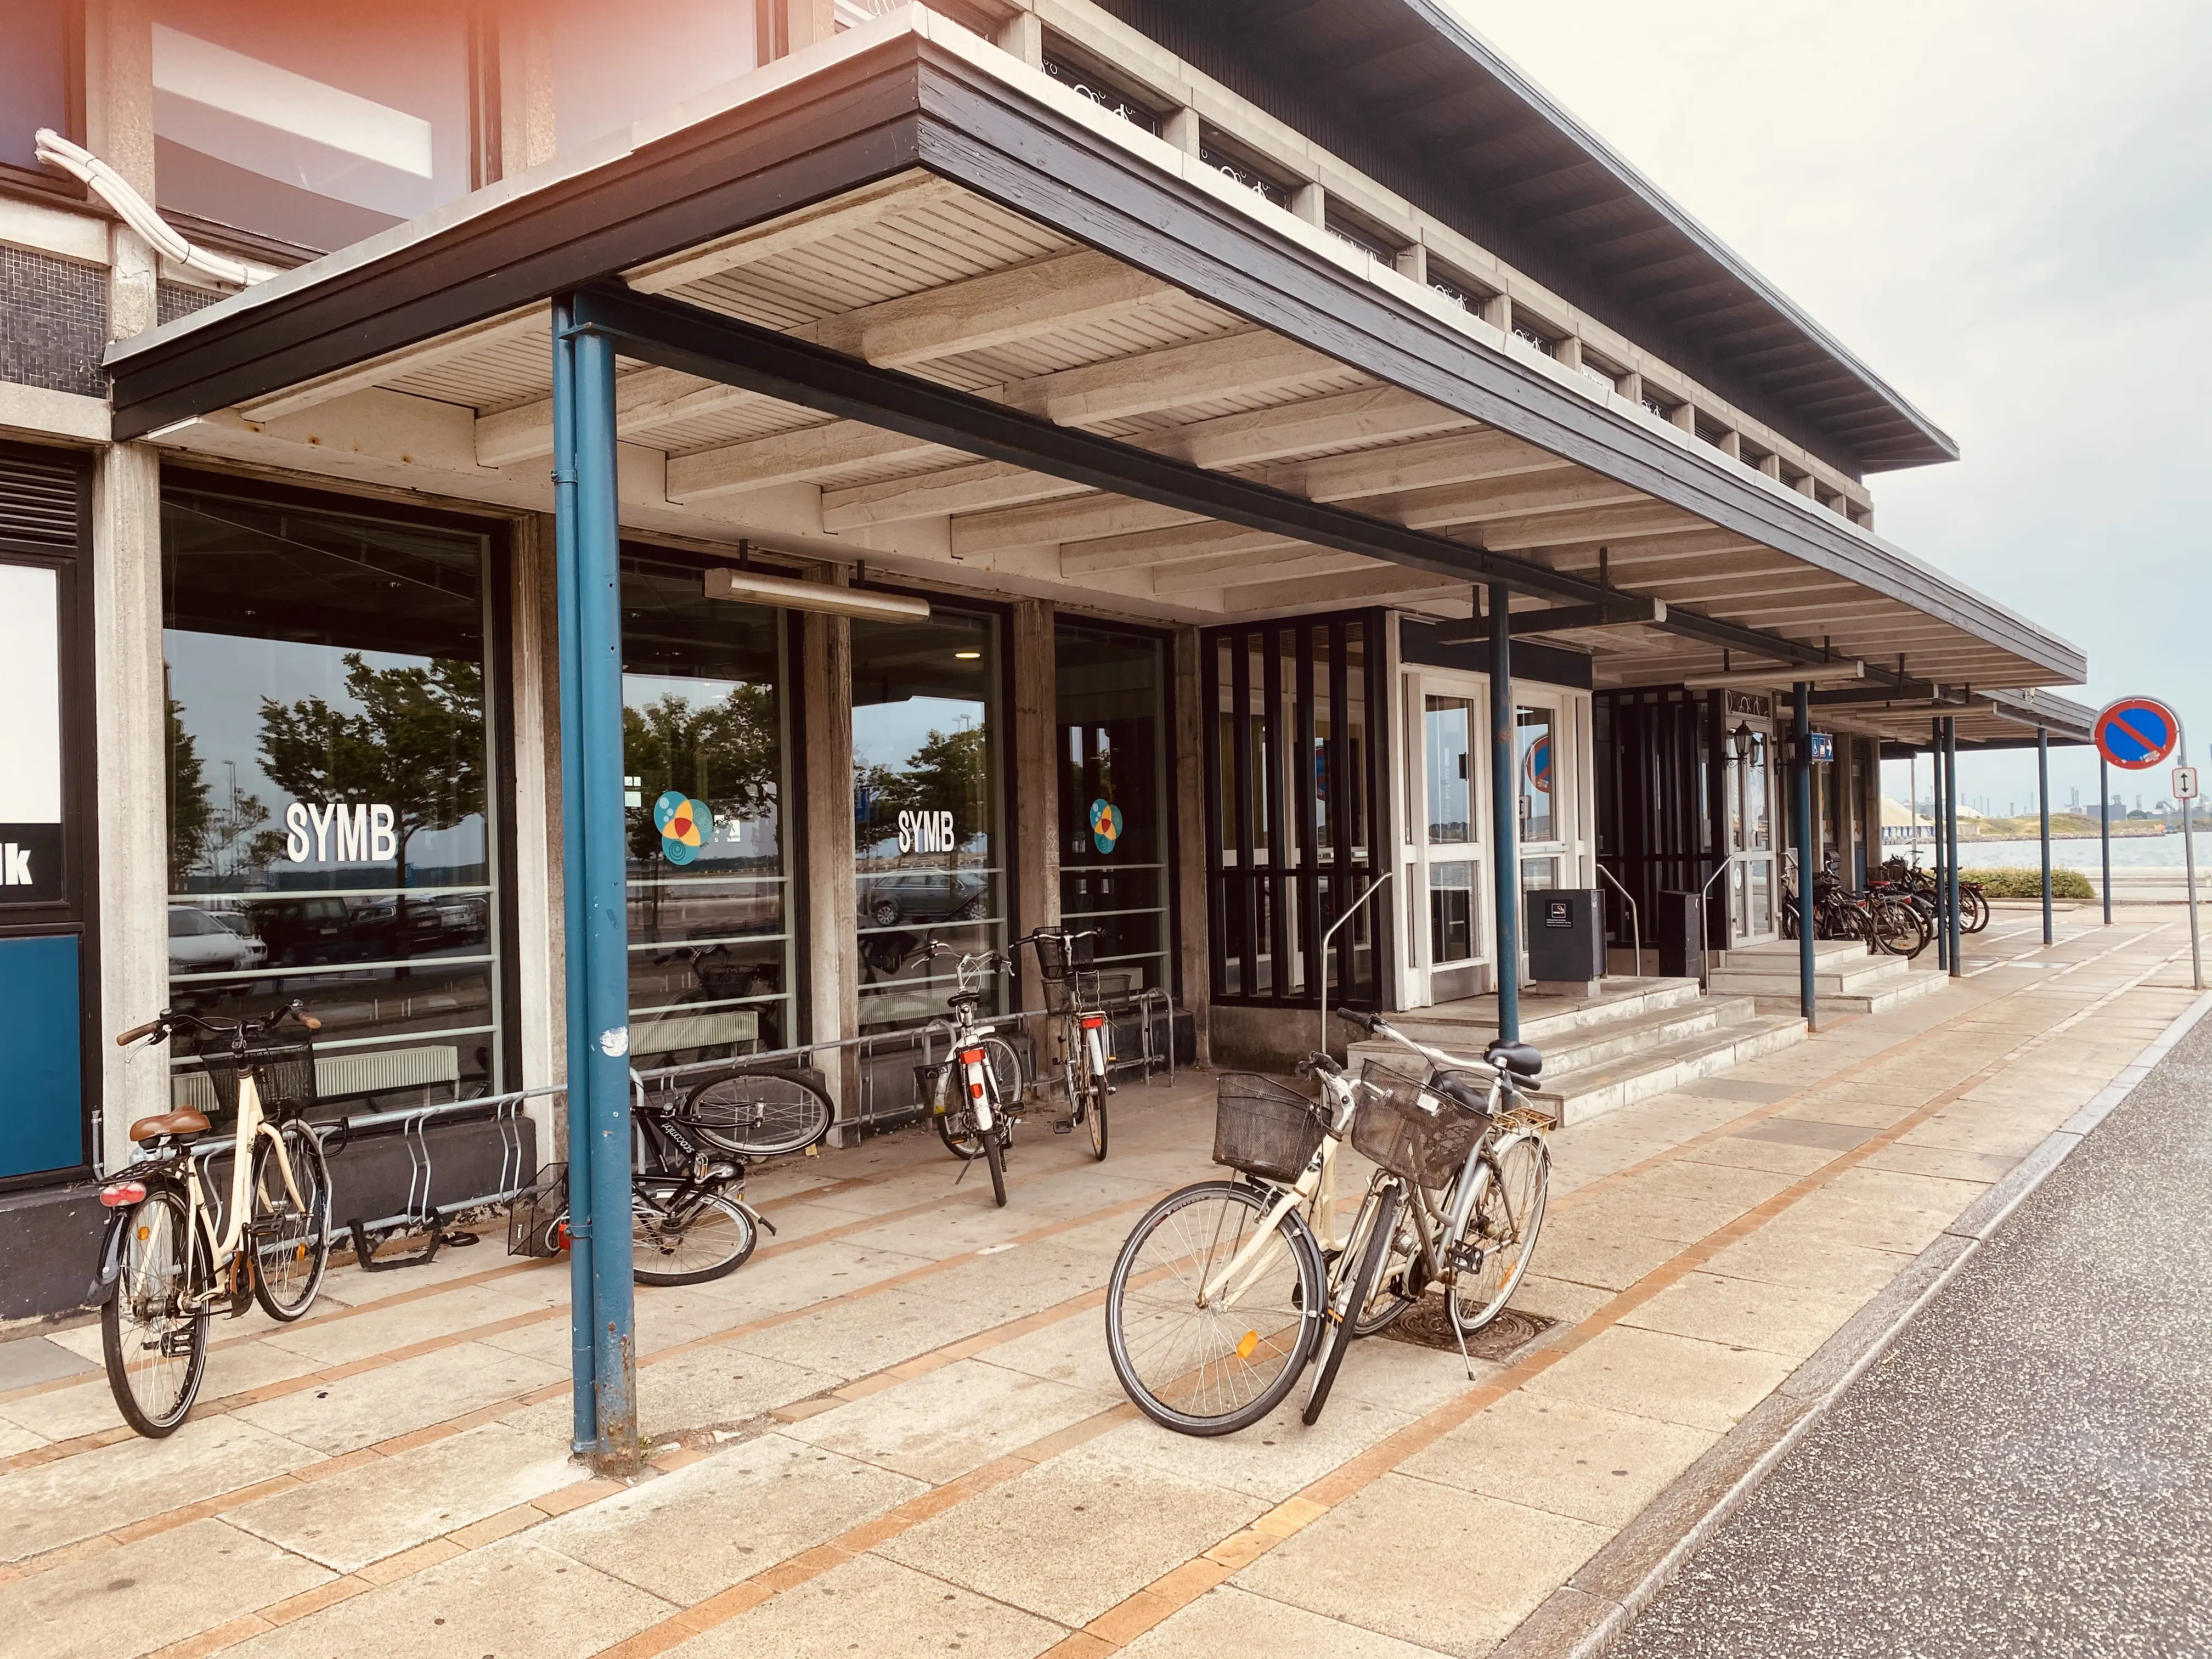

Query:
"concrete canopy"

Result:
[[104, 9, 2084, 716]]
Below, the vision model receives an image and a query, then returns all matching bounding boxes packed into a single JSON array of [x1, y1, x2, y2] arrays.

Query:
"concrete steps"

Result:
[[1710, 938, 1948, 1017], [1349, 974, 1808, 1127]]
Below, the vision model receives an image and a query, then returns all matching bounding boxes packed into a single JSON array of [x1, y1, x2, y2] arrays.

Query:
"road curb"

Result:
[[1492, 983, 2212, 1659]]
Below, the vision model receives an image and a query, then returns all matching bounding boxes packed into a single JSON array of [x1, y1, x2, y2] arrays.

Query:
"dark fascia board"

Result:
[[1387, 0, 1960, 473], [104, 25, 2079, 684]]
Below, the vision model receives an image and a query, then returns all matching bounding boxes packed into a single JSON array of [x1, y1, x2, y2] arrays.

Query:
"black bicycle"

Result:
[[512, 1082, 771, 1285]]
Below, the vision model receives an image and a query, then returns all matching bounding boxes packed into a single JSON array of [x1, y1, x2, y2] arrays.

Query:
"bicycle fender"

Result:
[[1274, 1203, 1328, 1334], [87, 1205, 133, 1305]]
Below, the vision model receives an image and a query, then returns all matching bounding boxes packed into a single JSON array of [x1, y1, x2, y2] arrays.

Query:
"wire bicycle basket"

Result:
[[1352, 1059, 1487, 1189], [1212, 1073, 1327, 1184], [1029, 928, 1100, 1014], [197, 1032, 318, 1121]]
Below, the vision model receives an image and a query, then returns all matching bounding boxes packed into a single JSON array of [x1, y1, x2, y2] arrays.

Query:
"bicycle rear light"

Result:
[[98, 1180, 148, 1207], [1079, 1015, 1106, 1030], [960, 1048, 985, 1064]]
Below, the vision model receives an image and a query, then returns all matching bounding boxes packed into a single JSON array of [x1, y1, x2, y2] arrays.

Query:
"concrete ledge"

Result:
[[1499, 982, 2212, 1658]]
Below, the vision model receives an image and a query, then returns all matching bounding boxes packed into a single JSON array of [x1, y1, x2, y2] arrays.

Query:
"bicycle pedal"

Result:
[[1052, 1119, 1074, 1135]]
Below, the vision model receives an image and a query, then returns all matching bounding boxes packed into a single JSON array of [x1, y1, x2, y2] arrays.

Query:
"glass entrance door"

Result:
[[1725, 723, 1778, 942], [1403, 682, 1486, 1005]]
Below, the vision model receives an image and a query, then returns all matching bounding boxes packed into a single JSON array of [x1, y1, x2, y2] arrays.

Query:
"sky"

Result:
[[1452, 1, 2212, 818]]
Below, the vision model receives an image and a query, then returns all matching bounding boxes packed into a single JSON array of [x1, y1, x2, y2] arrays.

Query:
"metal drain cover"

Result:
[[1379, 1297, 1554, 1363]]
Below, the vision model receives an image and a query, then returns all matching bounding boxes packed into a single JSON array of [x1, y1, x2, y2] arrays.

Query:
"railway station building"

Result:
[[0, 0, 2094, 1319]]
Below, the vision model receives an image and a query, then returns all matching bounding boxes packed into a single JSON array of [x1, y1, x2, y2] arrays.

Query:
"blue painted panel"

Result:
[[0, 935, 84, 1178]]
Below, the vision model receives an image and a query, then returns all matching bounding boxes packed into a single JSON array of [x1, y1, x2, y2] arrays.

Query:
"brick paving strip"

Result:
[[6, 924, 2175, 1658]]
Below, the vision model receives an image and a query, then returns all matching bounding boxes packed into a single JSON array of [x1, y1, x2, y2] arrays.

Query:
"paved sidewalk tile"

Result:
[[1122, 1583, 1455, 1658], [669, 1551, 1064, 1659]]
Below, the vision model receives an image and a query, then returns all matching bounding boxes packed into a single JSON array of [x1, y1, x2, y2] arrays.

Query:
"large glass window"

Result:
[[620, 552, 789, 1067], [153, 1, 475, 253], [161, 484, 499, 1114], [0, 0, 71, 176], [1056, 623, 1169, 1001], [852, 608, 1003, 1032]]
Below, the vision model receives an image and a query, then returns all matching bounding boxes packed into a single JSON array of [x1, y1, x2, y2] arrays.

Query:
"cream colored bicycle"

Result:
[[1104, 1009, 1550, 1436], [95, 1001, 332, 1437]]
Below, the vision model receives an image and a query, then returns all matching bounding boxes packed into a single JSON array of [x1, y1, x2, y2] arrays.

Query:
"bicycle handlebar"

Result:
[[115, 1000, 318, 1048]]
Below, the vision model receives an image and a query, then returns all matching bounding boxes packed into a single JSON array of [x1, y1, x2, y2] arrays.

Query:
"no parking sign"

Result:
[[2094, 697, 2181, 770]]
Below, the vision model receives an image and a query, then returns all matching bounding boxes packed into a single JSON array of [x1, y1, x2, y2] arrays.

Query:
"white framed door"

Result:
[[1723, 719, 1779, 943], [1400, 670, 1491, 1006]]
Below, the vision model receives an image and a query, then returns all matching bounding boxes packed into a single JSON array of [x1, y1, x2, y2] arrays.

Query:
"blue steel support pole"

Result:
[[1930, 724, 1946, 971], [550, 300, 596, 1457], [2038, 727, 2052, 945], [1945, 717, 1962, 976], [2100, 753, 2112, 925], [1489, 583, 1520, 1042], [1794, 683, 1815, 1028], [572, 322, 639, 1470]]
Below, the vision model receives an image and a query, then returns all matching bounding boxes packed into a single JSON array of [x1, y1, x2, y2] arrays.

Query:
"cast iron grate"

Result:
[[1380, 1298, 1555, 1363]]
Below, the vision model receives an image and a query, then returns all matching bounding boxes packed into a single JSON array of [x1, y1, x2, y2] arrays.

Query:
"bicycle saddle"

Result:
[[945, 990, 982, 1011], [1483, 1040, 1543, 1084], [129, 1109, 210, 1142], [1429, 1069, 1492, 1117]]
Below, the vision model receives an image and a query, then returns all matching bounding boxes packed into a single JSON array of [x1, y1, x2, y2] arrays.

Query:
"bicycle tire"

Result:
[[1105, 1181, 1324, 1436], [938, 1037, 1023, 1160], [1448, 1136, 1551, 1337], [1351, 1188, 1423, 1338], [1963, 887, 1990, 934], [631, 1182, 758, 1285], [101, 1185, 208, 1438], [980, 1120, 1008, 1206], [1303, 1184, 1398, 1425], [250, 1121, 331, 1323], [1074, 1036, 1109, 1161], [681, 1069, 834, 1158]]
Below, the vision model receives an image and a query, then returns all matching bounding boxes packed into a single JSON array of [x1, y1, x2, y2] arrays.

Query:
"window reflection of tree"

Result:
[[854, 723, 986, 859], [256, 652, 486, 970]]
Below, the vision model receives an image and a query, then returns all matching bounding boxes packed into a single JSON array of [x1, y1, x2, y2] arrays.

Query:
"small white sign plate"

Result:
[[2176, 765, 2200, 803]]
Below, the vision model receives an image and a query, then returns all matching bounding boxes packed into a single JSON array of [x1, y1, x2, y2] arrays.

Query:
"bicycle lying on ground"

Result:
[[510, 1074, 773, 1285], [914, 940, 1026, 1205], [1103, 1008, 1550, 1436], [95, 1002, 332, 1437]]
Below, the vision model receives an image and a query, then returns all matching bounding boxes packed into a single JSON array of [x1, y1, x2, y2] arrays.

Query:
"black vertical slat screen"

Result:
[[1199, 612, 1389, 1010]]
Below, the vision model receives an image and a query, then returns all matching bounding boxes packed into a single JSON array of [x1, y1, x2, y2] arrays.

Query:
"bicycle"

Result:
[[94, 1002, 334, 1437], [913, 942, 1026, 1206], [669, 1064, 836, 1159], [1103, 1008, 1550, 1436], [510, 1077, 769, 1286], [1024, 927, 1110, 1161], [1881, 856, 1989, 935]]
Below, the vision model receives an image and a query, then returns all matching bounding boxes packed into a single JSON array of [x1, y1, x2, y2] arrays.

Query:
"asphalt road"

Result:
[[1612, 1003, 2212, 1659]]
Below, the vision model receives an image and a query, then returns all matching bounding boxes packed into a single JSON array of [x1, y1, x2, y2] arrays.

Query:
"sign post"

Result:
[[2095, 697, 2199, 990]]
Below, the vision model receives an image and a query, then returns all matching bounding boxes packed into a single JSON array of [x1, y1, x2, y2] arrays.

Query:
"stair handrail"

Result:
[[1319, 869, 1393, 1055], [1594, 861, 1643, 980]]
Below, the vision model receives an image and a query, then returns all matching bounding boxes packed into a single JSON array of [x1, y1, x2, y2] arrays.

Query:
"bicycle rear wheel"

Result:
[[250, 1121, 331, 1323], [1304, 1184, 1398, 1425], [101, 1186, 208, 1438], [683, 1069, 834, 1158], [631, 1182, 758, 1285], [1107, 1181, 1323, 1436], [938, 1037, 1023, 1160], [1073, 1038, 1109, 1161], [1963, 887, 1990, 933], [1447, 1136, 1550, 1338]]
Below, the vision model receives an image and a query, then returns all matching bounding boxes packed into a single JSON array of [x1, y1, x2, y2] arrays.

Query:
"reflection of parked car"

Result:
[[245, 896, 356, 966], [860, 870, 988, 929], [167, 907, 267, 974]]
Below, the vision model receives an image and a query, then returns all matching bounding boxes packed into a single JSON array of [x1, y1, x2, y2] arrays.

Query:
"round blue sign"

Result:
[[2095, 698, 2181, 771]]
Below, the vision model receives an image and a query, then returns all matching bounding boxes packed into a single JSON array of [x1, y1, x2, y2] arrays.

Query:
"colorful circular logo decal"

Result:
[[1090, 798, 1123, 855], [653, 791, 713, 865]]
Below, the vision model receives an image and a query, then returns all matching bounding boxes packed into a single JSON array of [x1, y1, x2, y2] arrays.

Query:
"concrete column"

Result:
[[1616, 370, 1643, 407], [1393, 241, 1427, 286], [995, 11, 1045, 69], [1011, 600, 1060, 944], [758, 0, 835, 63], [1483, 293, 1513, 335], [496, 5, 557, 176], [1173, 626, 1210, 1064], [90, 443, 165, 1172], [1291, 182, 1325, 228], [511, 514, 563, 1159], [799, 578, 857, 1123], [1553, 335, 1583, 373]]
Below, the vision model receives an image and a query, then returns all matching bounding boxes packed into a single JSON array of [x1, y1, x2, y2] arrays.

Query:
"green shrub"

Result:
[[1964, 867, 2096, 900]]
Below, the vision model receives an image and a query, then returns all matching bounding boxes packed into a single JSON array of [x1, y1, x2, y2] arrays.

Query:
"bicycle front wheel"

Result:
[[1963, 887, 1990, 934], [1447, 1136, 1550, 1338], [632, 1182, 758, 1285], [251, 1121, 331, 1322], [101, 1186, 208, 1438], [1106, 1181, 1323, 1436], [980, 1120, 1008, 1207], [1304, 1183, 1399, 1425], [683, 1069, 834, 1158]]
